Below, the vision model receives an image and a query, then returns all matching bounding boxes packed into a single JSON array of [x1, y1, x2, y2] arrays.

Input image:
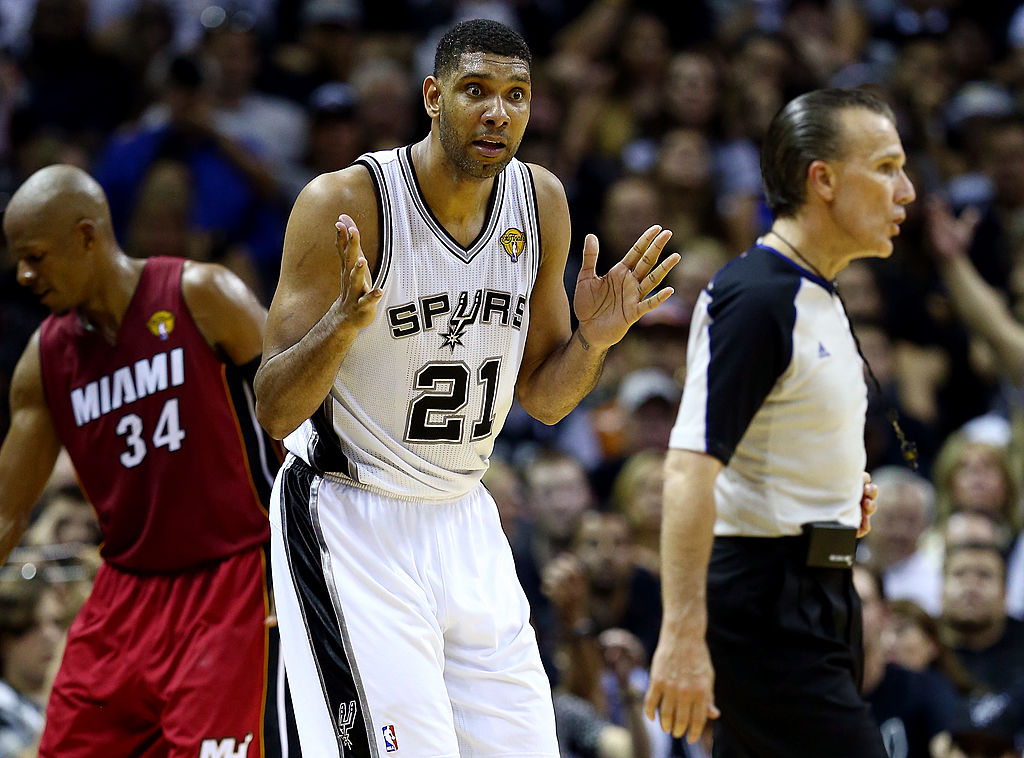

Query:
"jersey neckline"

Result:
[[397, 144, 506, 264], [753, 242, 836, 292]]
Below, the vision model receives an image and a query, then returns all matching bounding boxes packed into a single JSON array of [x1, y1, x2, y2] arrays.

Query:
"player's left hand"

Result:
[[574, 225, 679, 350], [858, 471, 877, 538]]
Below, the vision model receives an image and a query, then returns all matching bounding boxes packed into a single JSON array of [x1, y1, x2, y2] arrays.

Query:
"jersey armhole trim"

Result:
[[522, 162, 542, 286], [354, 157, 393, 292]]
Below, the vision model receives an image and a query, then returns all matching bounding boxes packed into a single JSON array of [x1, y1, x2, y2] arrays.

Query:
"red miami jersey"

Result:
[[38, 257, 277, 572]]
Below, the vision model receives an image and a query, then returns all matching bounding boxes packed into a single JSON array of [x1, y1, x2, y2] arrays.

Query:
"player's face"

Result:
[[8, 214, 90, 315], [826, 107, 916, 259], [437, 51, 530, 179]]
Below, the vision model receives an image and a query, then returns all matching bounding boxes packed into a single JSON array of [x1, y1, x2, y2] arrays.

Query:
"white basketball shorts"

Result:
[[269, 454, 558, 758]]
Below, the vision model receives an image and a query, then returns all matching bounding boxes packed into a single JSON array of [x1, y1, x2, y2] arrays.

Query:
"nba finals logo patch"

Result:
[[500, 227, 525, 263], [146, 310, 175, 341], [382, 724, 398, 752]]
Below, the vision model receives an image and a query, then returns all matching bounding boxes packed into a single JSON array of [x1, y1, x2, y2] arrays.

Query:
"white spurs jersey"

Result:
[[284, 146, 542, 500]]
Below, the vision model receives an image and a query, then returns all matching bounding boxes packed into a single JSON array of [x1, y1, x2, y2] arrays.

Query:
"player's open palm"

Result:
[[574, 226, 679, 349], [334, 214, 382, 330]]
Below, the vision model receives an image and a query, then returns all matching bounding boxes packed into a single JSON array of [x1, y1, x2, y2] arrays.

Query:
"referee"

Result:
[[644, 88, 915, 757]]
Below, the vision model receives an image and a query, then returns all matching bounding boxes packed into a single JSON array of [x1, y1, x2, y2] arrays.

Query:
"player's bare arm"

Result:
[[0, 332, 62, 565], [644, 449, 722, 743], [515, 164, 679, 424], [181, 261, 267, 367], [255, 167, 381, 439]]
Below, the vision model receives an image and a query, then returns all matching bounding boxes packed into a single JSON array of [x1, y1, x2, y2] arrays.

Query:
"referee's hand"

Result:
[[644, 631, 720, 743], [859, 471, 878, 539]]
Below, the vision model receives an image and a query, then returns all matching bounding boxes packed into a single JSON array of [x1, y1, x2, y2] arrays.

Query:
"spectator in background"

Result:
[[862, 466, 943, 614], [257, 0, 365, 105], [667, 240, 728, 319], [93, 53, 287, 299], [199, 8, 310, 200], [660, 50, 721, 136], [281, 81, 366, 201], [931, 692, 1024, 758], [13, 0, 134, 155], [940, 543, 1024, 694], [598, 177, 666, 277], [932, 434, 1021, 539], [655, 128, 722, 251], [89, 0, 176, 120], [0, 575, 66, 758], [944, 511, 1014, 555], [23, 485, 100, 550], [542, 511, 661, 667], [551, 626, 673, 758], [590, 368, 680, 499], [516, 449, 597, 668], [608, 450, 665, 576], [350, 56, 419, 151], [855, 565, 958, 758], [887, 599, 979, 697]]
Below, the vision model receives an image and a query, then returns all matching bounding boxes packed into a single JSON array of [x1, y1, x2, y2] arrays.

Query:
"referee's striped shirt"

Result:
[[670, 243, 867, 537]]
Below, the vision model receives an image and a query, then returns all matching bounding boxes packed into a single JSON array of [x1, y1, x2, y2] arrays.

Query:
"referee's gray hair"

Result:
[[870, 465, 936, 520]]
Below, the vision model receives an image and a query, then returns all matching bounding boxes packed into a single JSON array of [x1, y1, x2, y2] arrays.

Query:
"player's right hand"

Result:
[[335, 214, 383, 329], [644, 630, 720, 743]]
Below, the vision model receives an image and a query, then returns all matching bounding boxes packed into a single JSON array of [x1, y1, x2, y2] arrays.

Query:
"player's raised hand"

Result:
[[334, 214, 382, 330], [574, 226, 679, 350]]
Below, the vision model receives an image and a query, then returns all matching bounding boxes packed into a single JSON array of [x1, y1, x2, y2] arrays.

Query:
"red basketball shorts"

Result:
[[39, 547, 277, 758]]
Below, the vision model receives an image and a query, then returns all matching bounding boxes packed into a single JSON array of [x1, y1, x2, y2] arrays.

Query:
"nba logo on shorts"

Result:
[[382, 724, 398, 752]]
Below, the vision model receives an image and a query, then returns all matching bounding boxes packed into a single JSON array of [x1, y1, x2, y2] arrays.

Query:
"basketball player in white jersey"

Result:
[[254, 19, 679, 758]]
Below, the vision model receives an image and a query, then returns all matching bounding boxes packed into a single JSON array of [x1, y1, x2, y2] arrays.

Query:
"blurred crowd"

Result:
[[3, 0, 1024, 756]]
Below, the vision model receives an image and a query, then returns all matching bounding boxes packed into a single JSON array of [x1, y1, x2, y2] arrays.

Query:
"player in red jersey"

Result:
[[0, 164, 298, 757]]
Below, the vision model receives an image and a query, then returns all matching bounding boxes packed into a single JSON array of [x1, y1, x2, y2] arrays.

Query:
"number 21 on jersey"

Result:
[[405, 358, 501, 444]]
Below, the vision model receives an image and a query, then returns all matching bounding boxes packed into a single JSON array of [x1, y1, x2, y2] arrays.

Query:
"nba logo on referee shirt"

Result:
[[382, 724, 398, 752]]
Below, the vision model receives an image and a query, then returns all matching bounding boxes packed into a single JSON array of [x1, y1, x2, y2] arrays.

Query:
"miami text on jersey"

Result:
[[70, 347, 185, 427]]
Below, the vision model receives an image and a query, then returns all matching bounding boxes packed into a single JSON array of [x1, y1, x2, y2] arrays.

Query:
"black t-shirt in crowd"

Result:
[[866, 665, 958, 758]]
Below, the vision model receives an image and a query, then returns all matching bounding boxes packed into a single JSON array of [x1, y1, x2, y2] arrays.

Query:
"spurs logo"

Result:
[[338, 700, 358, 749], [441, 290, 482, 351]]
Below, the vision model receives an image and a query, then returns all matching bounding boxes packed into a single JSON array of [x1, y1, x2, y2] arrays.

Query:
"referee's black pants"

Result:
[[706, 536, 887, 758]]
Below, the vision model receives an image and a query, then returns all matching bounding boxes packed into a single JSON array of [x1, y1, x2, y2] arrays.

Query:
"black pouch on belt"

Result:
[[801, 521, 857, 568]]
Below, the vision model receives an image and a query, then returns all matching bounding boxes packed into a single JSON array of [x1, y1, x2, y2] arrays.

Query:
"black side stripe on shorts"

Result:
[[281, 459, 378, 757]]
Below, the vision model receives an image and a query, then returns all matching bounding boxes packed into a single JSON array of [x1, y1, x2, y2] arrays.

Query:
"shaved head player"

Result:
[[0, 164, 298, 757]]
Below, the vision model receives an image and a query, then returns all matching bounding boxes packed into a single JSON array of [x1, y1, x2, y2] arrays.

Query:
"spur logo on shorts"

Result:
[[382, 724, 399, 752], [338, 700, 358, 749], [198, 732, 252, 758]]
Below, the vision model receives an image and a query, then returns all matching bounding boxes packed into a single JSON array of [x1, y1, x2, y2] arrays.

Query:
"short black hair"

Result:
[[761, 88, 896, 218], [944, 541, 1007, 578], [434, 19, 531, 81]]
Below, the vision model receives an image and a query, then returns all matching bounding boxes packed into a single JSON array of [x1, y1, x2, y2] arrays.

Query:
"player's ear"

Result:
[[424, 76, 441, 119], [75, 219, 98, 252]]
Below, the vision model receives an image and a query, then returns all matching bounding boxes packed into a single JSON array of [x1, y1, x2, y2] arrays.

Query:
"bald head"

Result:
[[5, 164, 113, 237], [7, 165, 121, 315]]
